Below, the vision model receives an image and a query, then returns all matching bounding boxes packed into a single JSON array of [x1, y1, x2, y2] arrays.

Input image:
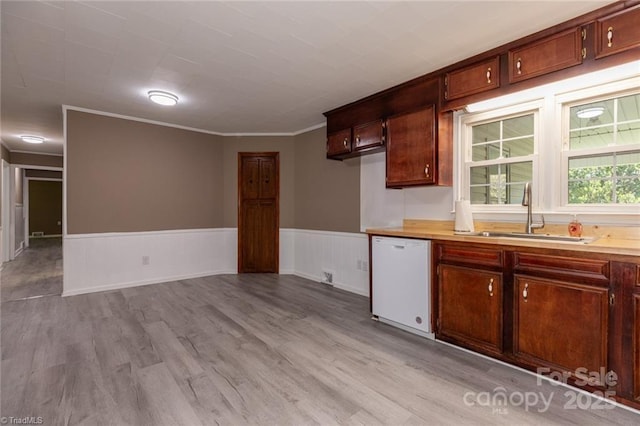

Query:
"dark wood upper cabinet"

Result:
[[595, 5, 640, 59], [326, 128, 352, 158], [508, 27, 584, 83], [353, 120, 384, 152], [444, 56, 500, 101], [386, 106, 436, 188]]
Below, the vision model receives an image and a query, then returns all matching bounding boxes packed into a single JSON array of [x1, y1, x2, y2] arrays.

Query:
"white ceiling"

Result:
[[1, 0, 615, 155]]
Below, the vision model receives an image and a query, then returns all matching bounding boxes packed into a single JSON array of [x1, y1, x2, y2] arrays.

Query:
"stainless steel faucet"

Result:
[[522, 182, 545, 234]]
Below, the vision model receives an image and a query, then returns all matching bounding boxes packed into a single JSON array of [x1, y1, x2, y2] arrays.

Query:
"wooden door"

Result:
[[438, 264, 503, 356], [513, 275, 609, 385], [238, 153, 279, 273]]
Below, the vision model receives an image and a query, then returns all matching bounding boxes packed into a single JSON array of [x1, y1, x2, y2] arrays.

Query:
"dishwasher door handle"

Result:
[[392, 245, 405, 249]]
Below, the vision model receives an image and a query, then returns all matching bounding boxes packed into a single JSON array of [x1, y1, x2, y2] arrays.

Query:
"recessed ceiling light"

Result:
[[21, 135, 45, 144], [148, 90, 179, 106], [576, 106, 604, 119]]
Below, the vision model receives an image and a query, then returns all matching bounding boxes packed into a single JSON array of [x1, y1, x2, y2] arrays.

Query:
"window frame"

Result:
[[458, 100, 542, 214], [556, 79, 640, 213]]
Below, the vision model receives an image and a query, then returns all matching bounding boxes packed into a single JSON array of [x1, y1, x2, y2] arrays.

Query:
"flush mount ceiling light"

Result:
[[147, 90, 179, 106], [21, 135, 45, 144], [576, 106, 604, 119]]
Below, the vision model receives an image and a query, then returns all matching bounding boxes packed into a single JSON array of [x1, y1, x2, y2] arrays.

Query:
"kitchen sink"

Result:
[[467, 231, 597, 244]]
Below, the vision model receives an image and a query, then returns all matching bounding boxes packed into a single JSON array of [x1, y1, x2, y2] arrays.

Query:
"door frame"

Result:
[[237, 152, 280, 273]]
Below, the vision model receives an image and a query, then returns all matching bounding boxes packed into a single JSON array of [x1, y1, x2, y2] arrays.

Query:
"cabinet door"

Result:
[[509, 28, 583, 83], [514, 275, 609, 385], [444, 56, 500, 101], [327, 128, 352, 158], [635, 293, 640, 401], [595, 5, 640, 59], [353, 120, 384, 151], [386, 106, 436, 187], [438, 264, 503, 355]]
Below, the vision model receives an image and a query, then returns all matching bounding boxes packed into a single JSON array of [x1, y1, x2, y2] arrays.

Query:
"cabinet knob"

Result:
[[486, 67, 492, 84], [607, 26, 613, 48], [424, 164, 430, 177], [516, 58, 522, 75], [343, 138, 348, 147], [523, 283, 529, 302], [355, 135, 360, 144], [488, 278, 494, 297]]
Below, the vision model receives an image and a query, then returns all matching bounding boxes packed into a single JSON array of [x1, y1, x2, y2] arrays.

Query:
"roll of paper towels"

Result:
[[454, 200, 474, 233]]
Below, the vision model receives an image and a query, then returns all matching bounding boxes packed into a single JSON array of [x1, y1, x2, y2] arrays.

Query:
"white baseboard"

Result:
[[62, 227, 369, 298]]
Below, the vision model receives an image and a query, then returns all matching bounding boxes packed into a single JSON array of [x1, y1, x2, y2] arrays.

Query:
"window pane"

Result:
[[503, 114, 533, 139], [503, 137, 534, 158], [569, 94, 640, 150], [472, 121, 500, 144], [470, 161, 532, 205], [568, 151, 640, 204], [617, 93, 640, 123], [472, 143, 501, 161]]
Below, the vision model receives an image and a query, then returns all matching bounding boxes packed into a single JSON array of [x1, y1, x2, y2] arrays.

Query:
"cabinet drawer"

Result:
[[326, 128, 352, 158], [513, 252, 609, 285], [444, 56, 500, 101], [509, 28, 583, 83], [437, 244, 503, 268], [595, 5, 640, 59], [353, 120, 384, 151]]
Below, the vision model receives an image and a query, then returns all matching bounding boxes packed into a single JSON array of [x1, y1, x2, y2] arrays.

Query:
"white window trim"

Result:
[[555, 77, 640, 214], [457, 100, 543, 214], [454, 69, 640, 220]]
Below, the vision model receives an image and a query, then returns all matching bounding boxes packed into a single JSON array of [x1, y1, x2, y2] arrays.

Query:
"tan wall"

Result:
[[14, 167, 23, 204], [0, 143, 9, 218], [11, 152, 63, 168], [66, 111, 224, 234], [294, 128, 360, 233], [222, 135, 295, 228], [29, 180, 62, 236], [25, 169, 63, 179]]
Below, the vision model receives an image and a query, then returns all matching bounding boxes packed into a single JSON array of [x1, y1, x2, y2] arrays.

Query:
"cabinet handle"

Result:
[[486, 67, 492, 84], [523, 283, 529, 302], [607, 26, 613, 48], [516, 58, 522, 75], [343, 138, 348, 147], [355, 135, 360, 144], [424, 164, 430, 177], [488, 278, 494, 297]]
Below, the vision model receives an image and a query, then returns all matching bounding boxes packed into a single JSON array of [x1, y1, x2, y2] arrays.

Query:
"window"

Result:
[[461, 104, 539, 207], [457, 66, 640, 217], [564, 92, 640, 205]]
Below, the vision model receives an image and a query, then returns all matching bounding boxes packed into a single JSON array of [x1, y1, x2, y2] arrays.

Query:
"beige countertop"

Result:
[[366, 220, 640, 258]]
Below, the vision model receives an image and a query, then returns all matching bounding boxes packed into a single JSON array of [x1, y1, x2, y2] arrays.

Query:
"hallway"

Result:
[[1, 237, 62, 301]]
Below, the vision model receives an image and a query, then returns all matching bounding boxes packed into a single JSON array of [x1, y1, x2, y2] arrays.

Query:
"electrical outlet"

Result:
[[142, 256, 150, 266], [362, 261, 368, 272], [357, 259, 363, 270]]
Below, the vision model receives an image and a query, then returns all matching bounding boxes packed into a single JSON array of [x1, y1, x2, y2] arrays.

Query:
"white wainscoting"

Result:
[[63, 228, 237, 297], [63, 227, 369, 298], [291, 229, 369, 297]]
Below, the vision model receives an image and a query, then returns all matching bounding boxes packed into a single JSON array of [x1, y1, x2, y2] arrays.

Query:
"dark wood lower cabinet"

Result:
[[433, 241, 640, 409], [634, 294, 640, 401], [438, 265, 502, 356], [513, 275, 609, 385]]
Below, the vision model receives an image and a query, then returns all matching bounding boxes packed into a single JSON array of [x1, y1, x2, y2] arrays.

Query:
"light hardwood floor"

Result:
[[1, 240, 639, 425]]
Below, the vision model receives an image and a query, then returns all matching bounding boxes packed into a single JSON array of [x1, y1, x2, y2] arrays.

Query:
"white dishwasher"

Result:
[[372, 236, 432, 338]]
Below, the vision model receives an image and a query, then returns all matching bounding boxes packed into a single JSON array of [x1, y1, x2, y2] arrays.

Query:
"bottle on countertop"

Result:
[[568, 215, 583, 237]]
